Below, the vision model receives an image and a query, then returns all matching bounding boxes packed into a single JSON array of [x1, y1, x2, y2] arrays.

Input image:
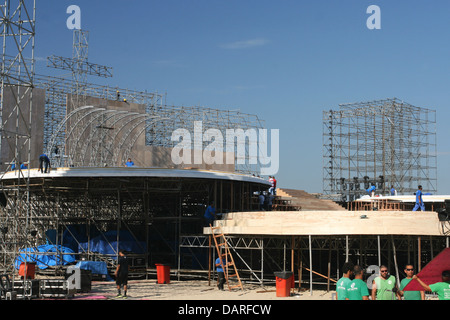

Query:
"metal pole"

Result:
[[391, 236, 400, 286], [418, 236, 421, 272], [345, 235, 349, 262], [261, 238, 264, 287], [309, 235, 312, 296], [377, 236, 381, 266]]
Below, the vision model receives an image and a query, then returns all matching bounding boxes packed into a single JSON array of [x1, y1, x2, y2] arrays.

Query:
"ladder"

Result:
[[210, 224, 243, 291]]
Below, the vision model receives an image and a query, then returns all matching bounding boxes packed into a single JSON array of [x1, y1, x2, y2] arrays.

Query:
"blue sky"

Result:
[[34, 1, 450, 194]]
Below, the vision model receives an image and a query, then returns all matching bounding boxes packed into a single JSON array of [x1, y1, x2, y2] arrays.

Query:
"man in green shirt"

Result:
[[336, 261, 354, 300], [413, 270, 450, 300], [399, 264, 424, 300], [346, 265, 369, 300], [371, 265, 401, 300]]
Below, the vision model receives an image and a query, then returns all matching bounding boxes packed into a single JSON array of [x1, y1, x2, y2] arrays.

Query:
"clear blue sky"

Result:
[[34, 0, 450, 194]]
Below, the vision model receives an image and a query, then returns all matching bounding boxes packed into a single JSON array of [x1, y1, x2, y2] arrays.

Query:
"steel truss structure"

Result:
[[0, 0, 35, 272], [38, 29, 265, 174], [0, 171, 270, 276], [323, 98, 437, 201], [181, 233, 449, 292]]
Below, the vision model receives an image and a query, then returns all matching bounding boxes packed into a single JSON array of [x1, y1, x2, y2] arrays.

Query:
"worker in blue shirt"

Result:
[[124, 158, 134, 167], [39, 154, 51, 173], [204, 202, 216, 226], [215, 254, 228, 290], [413, 185, 425, 212], [390, 185, 397, 196], [366, 184, 376, 197]]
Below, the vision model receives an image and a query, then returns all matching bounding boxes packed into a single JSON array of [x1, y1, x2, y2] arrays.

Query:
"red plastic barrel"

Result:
[[155, 264, 170, 284]]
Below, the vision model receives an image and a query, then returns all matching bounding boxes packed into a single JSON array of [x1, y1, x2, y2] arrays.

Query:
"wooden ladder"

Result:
[[210, 224, 243, 291]]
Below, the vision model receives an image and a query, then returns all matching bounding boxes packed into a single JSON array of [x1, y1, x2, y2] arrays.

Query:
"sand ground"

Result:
[[77, 279, 334, 300]]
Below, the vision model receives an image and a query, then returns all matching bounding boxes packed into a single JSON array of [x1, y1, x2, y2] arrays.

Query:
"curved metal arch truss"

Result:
[[47, 106, 167, 167]]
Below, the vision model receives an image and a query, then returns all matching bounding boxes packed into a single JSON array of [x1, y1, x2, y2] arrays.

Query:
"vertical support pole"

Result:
[[143, 181, 149, 279], [418, 236, 421, 272], [117, 183, 121, 257], [208, 235, 212, 286], [345, 235, 349, 262], [377, 236, 381, 266], [327, 238, 332, 292], [391, 236, 400, 286], [297, 236, 302, 291], [177, 189, 182, 281], [261, 238, 264, 286], [309, 235, 312, 296], [291, 236, 295, 291]]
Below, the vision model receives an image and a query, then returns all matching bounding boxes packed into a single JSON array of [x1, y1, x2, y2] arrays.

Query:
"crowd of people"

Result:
[[336, 261, 450, 300]]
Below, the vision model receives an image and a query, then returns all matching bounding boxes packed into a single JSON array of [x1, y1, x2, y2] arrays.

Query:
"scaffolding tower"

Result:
[[0, 0, 35, 275], [323, 98, 437, 202]]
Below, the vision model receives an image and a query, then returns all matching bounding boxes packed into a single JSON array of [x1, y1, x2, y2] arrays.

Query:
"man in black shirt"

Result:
[[115, 250, 129, 298]]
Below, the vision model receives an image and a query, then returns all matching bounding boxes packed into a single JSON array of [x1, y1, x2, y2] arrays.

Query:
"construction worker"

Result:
[[204, 202, 216, 226], [413, 185, 425, 212], [215, 253, 227, 291], [336, 261, 354, 300], [413, 270, 450, 300], [38, 154, 51, 173], [115, 250, 129, 298]]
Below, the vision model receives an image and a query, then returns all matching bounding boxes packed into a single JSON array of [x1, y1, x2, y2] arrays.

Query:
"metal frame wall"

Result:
[[181, 233, 449, 295]]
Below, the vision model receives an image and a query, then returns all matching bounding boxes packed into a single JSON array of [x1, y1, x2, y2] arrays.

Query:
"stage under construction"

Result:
[[0, 1, 449, 299], [0, 167, 271, 275]]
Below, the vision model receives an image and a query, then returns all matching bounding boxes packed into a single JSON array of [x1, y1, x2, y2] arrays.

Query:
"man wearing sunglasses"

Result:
[[399, 265, 425, 300], [371, 265, 401, 300]]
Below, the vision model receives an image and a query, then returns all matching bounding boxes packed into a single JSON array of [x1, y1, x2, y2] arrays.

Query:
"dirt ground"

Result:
[[75, 279, 334, 300]]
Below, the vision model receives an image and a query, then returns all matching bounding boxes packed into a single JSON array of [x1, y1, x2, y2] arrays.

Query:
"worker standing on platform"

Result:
[[412, 185, 425, 212], [125, 158, 135, 167], [268, 176, 277, 195], [258, 192, 265, 211], [204, 201, 216, 226], [366, 183, 376, 197], [38, 154, 51, 173], [390, 185, 397, 196]]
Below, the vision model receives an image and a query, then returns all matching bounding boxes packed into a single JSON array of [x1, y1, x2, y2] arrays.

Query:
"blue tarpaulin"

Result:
[[78, 230, 146, 256], [44, 227, 146, 258], [15, 245, 76, 270], [75, 261, 108, 275]]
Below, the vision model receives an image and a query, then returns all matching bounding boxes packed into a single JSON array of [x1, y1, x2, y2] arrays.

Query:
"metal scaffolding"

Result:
[[37, 29, 265, 174], [323, 98, 437, 202], [0, 0, 35, 289], [0, 2, 266, 281], [0, 169, 270, 275]]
